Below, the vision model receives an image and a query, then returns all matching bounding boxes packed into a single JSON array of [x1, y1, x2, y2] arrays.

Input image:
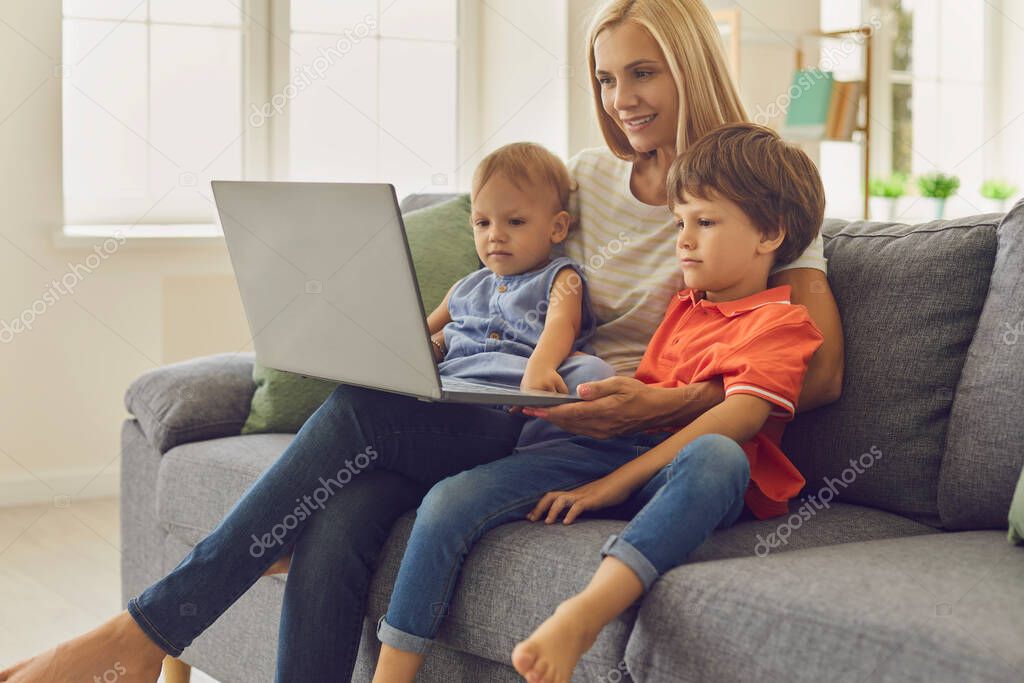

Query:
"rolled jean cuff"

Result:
[[126, 597, 182, 657], [600, 534, 659, 593], [376, 615, 433, 655]]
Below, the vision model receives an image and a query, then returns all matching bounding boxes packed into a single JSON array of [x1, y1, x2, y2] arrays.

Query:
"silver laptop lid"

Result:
[[212, 181, 442, 400]]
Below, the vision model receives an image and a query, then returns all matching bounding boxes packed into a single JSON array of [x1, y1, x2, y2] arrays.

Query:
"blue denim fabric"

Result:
[[377, 434, 750, 653], [126, 384, 527, 683], [439, 256, 596, 368]]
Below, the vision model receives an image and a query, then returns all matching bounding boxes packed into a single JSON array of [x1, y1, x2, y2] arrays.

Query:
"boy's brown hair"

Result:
[[666, 123, 825, 267], [472, 142, 574, 214]]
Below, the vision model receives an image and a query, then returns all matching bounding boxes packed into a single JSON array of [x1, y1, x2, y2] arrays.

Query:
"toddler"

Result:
[[428, 142, 614, 445]]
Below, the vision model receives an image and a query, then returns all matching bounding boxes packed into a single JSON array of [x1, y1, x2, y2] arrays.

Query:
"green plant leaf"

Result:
[[917, 172, 960, 199], [980, 179, 1018, 200], [869, 173, 908, 198]]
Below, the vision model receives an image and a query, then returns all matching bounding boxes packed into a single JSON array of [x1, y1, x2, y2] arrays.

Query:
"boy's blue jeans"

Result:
[[376, 432, 752, 654]]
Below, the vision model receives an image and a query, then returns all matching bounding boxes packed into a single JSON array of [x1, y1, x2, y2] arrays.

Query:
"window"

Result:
[[284, 0, 458, 200], [62, 1, 245, 226], [889, 0, 912, 176], [907, 0, 988, 216], [61, 0, 460, 230], [819, 0, 1002, 219]]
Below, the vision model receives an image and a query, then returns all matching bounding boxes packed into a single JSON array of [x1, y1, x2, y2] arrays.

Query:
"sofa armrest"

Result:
[[124, 352, 256, 454]]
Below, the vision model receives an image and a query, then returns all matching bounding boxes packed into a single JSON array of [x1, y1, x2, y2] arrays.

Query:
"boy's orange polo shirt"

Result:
[[634, 284, 824, 520]]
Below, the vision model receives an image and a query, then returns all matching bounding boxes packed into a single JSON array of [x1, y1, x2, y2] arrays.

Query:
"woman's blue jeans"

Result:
[[376, 432, 751, 654], [125, 384, 527, 683]]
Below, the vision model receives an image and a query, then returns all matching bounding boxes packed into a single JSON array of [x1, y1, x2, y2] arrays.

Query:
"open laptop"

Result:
[[211, 181, 581, 407]]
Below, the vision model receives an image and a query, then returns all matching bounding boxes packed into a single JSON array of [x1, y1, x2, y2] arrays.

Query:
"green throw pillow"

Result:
[[1009, 466, 1024, 545], [405, 194, 478, 312], [241, 362, 338, 435], [241, 193, 477, 434]]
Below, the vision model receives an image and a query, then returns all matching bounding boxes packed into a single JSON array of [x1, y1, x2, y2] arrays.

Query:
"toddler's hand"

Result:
[[521, 367, 569, 394]]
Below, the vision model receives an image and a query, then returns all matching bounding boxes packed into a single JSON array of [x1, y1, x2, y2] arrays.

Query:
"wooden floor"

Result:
[[0, 497, 218, 682]]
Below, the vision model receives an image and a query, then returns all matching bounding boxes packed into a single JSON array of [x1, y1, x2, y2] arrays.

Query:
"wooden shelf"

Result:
[[795, 27, 874, 219]]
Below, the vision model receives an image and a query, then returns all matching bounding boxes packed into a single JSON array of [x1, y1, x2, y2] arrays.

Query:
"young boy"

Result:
[[371, 123, 827, 683]]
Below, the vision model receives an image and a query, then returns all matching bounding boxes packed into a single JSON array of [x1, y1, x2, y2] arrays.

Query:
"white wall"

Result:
[[996, 0, 1024, 203], [463, 0, 570, 176], [0, 0, 249, 505]]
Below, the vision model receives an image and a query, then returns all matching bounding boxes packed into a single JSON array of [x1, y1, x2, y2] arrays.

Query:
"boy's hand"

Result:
[[521, 366, 569, 394], [527, 473, 635, 525]]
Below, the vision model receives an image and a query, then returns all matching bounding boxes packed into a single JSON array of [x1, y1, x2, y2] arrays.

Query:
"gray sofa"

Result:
[[121, 196, 1024, 682]]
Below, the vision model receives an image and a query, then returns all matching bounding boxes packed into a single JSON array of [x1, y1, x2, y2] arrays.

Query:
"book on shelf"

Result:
[[781, 68, 834, 140], [826, 80, 863, 140]]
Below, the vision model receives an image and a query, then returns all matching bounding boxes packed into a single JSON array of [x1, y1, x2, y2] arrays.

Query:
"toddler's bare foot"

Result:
[[0, 611, 165, 682], [511, 598, 600, 683]]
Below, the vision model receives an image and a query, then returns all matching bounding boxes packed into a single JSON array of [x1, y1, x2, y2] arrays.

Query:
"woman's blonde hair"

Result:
[[586, 0, 748, 160], [471, 142, 574, 212]]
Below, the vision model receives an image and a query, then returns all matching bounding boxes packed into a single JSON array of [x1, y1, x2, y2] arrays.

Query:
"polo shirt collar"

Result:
[[679, 285, 793, 317]]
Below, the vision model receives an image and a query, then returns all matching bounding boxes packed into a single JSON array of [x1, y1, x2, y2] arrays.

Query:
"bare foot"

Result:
[[0, 611, 166, 683], [511, 599, 600, 683], [263, 552, 291, 576]]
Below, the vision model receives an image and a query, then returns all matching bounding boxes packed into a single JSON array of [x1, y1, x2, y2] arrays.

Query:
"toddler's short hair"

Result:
[[666, 123, 825, 268], [472, 142, 574, 213]]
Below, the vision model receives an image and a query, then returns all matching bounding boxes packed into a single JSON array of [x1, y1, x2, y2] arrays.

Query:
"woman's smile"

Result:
[[623, 113, 657, 131]]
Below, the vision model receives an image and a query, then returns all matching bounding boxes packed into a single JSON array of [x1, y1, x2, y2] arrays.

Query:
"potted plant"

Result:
[[917, 172, 960, 219], [980, 179, 1018, 213], [869, 173, 908, 221]]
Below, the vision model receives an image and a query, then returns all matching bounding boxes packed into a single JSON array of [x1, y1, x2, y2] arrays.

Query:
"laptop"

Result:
[[211, 181, 581, 407]]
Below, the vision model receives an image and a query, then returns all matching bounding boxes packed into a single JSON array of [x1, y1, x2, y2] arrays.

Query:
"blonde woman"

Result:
[[1, 0, 842, 681], [369, 2, 842, 680]]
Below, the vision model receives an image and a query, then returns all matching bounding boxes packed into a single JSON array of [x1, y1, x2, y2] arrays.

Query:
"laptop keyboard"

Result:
[[441, 377, 536, 396]]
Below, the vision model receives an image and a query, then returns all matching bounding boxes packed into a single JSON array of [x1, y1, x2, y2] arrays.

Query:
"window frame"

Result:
[[60, 0, 470, 234]]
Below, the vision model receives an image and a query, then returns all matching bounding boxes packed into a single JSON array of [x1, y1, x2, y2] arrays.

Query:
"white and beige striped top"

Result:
[[558, 147, 828, 376]]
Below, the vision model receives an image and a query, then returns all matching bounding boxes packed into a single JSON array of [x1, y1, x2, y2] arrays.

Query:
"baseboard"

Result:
[[0, 467, 120, 507]]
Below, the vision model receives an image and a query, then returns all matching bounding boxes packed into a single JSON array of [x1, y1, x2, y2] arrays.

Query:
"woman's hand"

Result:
[[527, 473, 635, 525], [521, 366, 569, 394], [521, 376, 664, 438]]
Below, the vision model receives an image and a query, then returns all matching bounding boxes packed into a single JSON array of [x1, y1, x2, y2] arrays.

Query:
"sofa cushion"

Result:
[[155, 428, 936, 559], [124, 353, 256, 454], [362, 504, 934, 679], [939, 199, 1024, 530], [624, 530, 1024, 683], [155, 433, 295, 543], [152, 434, 936, 679], [783, 214, 1000, 527]]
